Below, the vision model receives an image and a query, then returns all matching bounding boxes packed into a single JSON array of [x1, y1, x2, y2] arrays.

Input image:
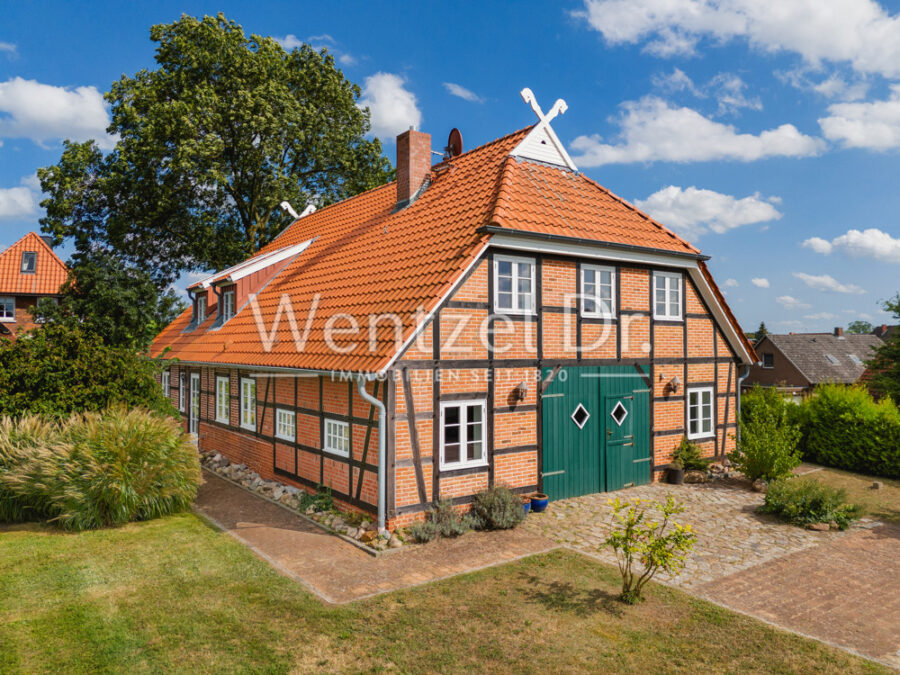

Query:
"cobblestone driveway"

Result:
[[521, 479, 877, 589]]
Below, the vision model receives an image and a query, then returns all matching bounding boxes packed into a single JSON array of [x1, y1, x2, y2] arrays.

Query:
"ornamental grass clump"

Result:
[[0, 407, 201, 530], [605, 496, 696, 604]]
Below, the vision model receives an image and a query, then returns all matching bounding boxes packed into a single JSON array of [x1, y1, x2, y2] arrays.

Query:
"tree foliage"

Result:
[[868, 294, 900, 402], [754, 321, 768, 344], [38, 13, 392, 287], [847, 320, 873, 335], [732, 385, 802, 481]]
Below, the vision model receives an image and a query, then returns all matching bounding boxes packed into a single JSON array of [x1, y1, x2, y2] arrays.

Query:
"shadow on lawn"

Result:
[[517, 571, 625, 618]]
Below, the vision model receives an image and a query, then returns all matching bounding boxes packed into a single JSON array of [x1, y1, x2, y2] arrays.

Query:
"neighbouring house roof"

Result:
[[763, 333, 885, 385], [873, 325, 898, 340], [0, 232, 68, 296], [150, 125, 752, 373]]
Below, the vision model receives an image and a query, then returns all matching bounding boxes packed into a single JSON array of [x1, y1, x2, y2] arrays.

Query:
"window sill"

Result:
[[653, 315, 683, 322], [581, 311, 616, 320], [275, 434, 296, 443], [240, 423, 256, 432], [439, 460, 489, 472], [215, 417, 230, 425], [323, 447, 350, 459], [493, 308, 536, 317], [686, 432, 715, 441], [0, 318, 16, 323]]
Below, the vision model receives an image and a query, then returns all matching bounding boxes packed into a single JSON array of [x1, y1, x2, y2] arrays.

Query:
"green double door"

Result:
[[541, 365, 651, 500]]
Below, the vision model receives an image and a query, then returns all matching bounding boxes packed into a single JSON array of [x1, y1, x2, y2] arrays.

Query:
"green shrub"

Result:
[[471, 485, 525, 530], [731, 386, 802, 481], [407, 498, 473, 543], [672, 438, 710, 472], [760, 478, 862, 530], [299, 485, 334, 513], [802, 384, 900, 478], [407, 520, 439, 543], [0, 323, 175, 418], [0, 407, 200, 530]]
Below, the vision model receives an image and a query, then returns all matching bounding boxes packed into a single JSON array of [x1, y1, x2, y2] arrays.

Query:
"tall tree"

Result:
[[867, 294, 900, 402], [39, 13, 392, 287], [847, 320, 873, 334], [754, 321, 768, 344]]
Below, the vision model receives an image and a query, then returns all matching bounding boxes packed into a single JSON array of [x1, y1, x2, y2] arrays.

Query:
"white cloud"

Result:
[[575, 0, 900, 78], [777, 295, 812, 310], [358, 72, 422, 140], [570, 97, 824, 166], [276, 34, 356, 66], [276, 34, 304, 50], [443, 82, 484, 103], [779, 320, 804, 328], [819, 85, 900, 150], [804, 312, 837, 320], [0, 186, 35, 219], [724, 278, 739, 287], [793, 272, 865, 294], [709, 73, 761, 114], [0, 42, 16, 58], [652, 68, 702, 95], [803, 228, 900, 264], [635, 185, 781, 238], [0, 77, 115, 149], [777, 68, 870, 102], [751, 277, 770, 288]]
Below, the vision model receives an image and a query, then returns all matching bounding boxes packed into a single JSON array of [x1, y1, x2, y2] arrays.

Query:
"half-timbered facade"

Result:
[[151, 93, 756, 531]]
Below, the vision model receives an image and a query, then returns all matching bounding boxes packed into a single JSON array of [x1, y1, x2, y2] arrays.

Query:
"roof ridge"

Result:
[[431, 124, 535, 171], [578, 175, 699, 254]]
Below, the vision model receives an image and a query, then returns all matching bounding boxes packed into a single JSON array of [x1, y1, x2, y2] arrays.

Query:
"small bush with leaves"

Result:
[[672, 438, 710, 472], [760, 478, 862, 530], [471, 485, 525, 530], [731, 386, 802, 482], [605, 496, 696, 604], [0, 407, 200, 530], [406, 498, 472, 543], [299, 485, 334, 513], [407, 519, 439, 543]]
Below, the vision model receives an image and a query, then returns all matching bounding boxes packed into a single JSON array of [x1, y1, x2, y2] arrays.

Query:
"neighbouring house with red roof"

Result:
[[0, 232, 68, 340], [151, 92, 756, 531]]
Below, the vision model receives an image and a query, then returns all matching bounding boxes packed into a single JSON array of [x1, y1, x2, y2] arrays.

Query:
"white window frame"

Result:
[[178, 372, 186, 412], [240, 377, 256, 431], [221, 288, 236, 321], [653, 271, 683, 321], [215, 376, 230, 424], [275, 408, 296, 442], [580, 264, 616, 318], [196, 295, 207, 323], [0, 296, 14, 322], [687, 387, 714, 440], [493, 254, 535, 315], [439, 399, 488, 471], [324, 418, 350, 458], [161, 370, 170, 396]]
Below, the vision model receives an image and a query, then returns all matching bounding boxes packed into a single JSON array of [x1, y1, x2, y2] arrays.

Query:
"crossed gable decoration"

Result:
[[510, 87, 578, 172]]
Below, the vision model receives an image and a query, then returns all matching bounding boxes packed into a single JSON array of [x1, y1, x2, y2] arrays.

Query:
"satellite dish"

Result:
[[446, 128, 463, 157]]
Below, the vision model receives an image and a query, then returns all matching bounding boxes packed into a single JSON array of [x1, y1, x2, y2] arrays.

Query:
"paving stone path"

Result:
[[520, 479, 878, 589]]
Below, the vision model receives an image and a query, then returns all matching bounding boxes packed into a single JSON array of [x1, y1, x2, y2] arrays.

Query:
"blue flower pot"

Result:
[[530, 493, 549, 513], [522, 500, 531, 515]]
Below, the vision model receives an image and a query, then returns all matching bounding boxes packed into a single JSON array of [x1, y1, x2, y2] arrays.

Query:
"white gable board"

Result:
[[510, 88, 578, 172]]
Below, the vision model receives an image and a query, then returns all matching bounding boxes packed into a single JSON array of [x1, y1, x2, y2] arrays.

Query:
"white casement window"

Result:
[[324, 419, 350, 457], [215, 376, 230, 424], [196, 296, 207, 323], [494, 255, 535, 314], [581, 264, 616, 318], [240, 378, 256, 430], [221, 288, 236, 321], [0, 297, 14, 321], [275, 408, 296, 442], [439, 400, 487, 470], [178, 373, 186, 412], [687, 387, 714, 439], [653, 271, 682, 321], [161, 370, 170, 396]]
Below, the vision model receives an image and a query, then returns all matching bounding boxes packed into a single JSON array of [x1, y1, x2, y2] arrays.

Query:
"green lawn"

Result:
[[0, 513, 886, 674], [803, 465, 900, 525]]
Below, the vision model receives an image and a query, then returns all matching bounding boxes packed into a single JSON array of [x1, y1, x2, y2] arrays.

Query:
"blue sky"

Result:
[[2, 0, 899, 333]]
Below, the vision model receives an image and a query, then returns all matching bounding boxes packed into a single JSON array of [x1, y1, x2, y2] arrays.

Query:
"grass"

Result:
[[0, 513, 887, 674], [800, 464, 900, 525]]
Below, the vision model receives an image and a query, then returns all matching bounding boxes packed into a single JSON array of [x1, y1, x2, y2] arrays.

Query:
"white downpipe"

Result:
[[357, 375, 387, 535], [735, 365, 752, 449]]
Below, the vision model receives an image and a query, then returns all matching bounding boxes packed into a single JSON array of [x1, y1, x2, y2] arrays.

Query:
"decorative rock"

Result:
[[752, 478, 768, 493], [684, 470, 708, 484], [871, 481, 883, 490], [389, 535, 403, 549], [360, 530, 378, 543], [807, 522, 830, 531], [272, 487, 284, 500], [828, 521, 840, 530]]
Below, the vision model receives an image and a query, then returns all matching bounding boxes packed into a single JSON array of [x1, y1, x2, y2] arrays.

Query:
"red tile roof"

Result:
[[0, 232, 68, 296], [151, 126, 746, 371]]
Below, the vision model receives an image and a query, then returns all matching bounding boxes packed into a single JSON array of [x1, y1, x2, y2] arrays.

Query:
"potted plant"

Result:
[[521, 494, 532, 515], [667, 459, 684, 485], [530, 493, 549, 513]]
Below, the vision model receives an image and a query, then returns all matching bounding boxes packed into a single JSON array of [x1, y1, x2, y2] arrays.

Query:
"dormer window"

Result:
[[21, 251, 37, 274], [221, 288, 236, 321], [195, 295, 207, 323]]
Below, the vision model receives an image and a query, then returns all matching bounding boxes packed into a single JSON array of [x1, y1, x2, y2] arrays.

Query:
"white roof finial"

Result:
[[512, 88, 577, 172]]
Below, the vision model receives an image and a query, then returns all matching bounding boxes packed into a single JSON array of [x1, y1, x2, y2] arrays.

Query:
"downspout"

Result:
[[735, 364, 752, 448], [357, 374, 387, 535]]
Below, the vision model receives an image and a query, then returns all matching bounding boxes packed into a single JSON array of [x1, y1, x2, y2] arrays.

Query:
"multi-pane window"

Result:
[[440, 400, 486, 470], [494, 255, 535, 314], [20, 251, 36, 274], [687, 387, 714, 439], [275, 408, 296, 441], [324, 419, 350, 457], [178, 373, 186, 411], [653, 271, 682, 320], [240, 378, 256, 430], [216, 376, 230, 424], [0, 297, 14, 320], [196, 296, 207, 323], [221, 288, 236, 321], [581, 264, 615, 317], [161, 370, 170, 396]]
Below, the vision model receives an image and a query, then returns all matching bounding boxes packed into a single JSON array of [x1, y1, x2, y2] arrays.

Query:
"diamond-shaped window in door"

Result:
[[571, 403, 590, 430], [611, 401, 628, 426]]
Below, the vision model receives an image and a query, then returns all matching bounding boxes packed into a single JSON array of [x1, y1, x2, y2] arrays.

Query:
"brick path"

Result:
[[193, 471, 556, 604]]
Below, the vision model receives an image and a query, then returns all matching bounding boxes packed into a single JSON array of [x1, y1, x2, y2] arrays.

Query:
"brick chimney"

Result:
[[878, 324, 888, 336], [396, 128, 431, 207], [834, 326, 844, 337]]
